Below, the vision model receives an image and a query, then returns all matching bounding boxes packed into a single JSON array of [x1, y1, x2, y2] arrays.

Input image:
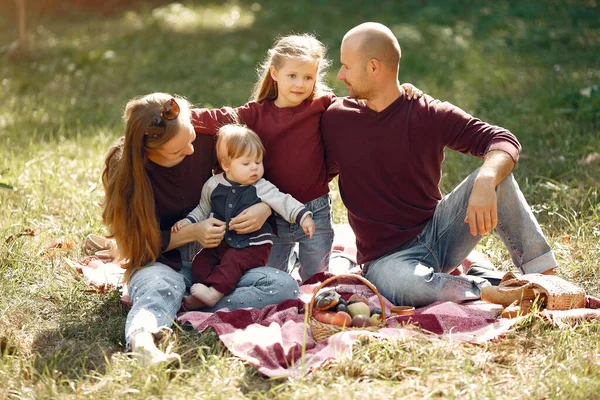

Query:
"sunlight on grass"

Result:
[[1, 0, 599, 398], [150, 2, 257, 33]]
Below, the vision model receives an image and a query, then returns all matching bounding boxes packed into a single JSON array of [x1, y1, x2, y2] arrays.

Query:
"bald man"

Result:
[[321, 22, 557, 307]]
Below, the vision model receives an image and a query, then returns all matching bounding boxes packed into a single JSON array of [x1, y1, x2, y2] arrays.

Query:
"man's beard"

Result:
[[346, 84, 371, 100]]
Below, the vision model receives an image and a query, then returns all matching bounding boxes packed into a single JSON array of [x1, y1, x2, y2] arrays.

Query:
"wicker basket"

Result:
[[307, 274, 387, 342], [498, 272, 586, 310]]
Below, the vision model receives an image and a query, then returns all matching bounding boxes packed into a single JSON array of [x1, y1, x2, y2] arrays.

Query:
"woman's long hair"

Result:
[[251, 33, 332, 103], [101, 93, 191, 283]]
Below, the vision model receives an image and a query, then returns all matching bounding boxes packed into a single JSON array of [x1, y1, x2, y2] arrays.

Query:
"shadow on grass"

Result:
[[29, 289, 127, 379]]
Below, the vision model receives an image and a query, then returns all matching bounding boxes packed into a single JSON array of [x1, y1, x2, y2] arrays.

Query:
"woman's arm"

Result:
[[165, 217, 226, 251]]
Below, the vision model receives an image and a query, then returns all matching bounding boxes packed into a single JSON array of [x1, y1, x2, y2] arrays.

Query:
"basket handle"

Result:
[[307, 273, 387, 317]]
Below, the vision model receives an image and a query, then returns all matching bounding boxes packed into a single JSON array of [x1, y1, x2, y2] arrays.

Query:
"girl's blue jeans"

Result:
[[266, 194, 335, 282], [364, 170, 557, 308]]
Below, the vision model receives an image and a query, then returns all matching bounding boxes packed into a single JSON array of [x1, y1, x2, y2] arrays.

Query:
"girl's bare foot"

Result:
[[190, 283, 224, 307], [130, 332, 181, 368]]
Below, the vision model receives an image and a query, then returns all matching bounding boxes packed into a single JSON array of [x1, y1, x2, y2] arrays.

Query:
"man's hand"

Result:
[[465, 150, 515, 236], [465, 176, 498, 236], [228, 202, 271, 234]]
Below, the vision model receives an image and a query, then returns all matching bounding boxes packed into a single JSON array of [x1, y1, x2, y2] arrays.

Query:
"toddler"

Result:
[[172, 124, 315, 309]]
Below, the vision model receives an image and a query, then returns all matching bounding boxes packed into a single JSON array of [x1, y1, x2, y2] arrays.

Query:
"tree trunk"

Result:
[[16, 0, 27, 51]]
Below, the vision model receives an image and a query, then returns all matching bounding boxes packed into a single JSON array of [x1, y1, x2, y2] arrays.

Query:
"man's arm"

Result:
[[465, 150, 514, 236]]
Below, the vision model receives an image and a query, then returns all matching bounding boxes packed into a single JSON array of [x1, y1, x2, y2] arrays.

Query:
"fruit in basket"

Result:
[[370, 313, 383, 325], [331, 311, 352, 327], [351, 314, 372, 327], [370, 307, 383, 324], [314, 290, 340, 311], [349, 294, 369, 305], [313, 310, 352, 327], [347, 301, 371, 318], [313, 311, 336, 324], [335, 302, 349, 314]]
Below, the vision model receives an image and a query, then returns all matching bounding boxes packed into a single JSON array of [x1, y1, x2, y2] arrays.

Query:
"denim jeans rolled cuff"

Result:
[[519, 251, 558, 274], [267, 194, 334, 282], [494, 173, 557, 274]]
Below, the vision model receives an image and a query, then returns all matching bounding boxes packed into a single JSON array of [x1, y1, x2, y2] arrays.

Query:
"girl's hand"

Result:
[[301, 216, 315, 239], [228, 202, 271, 234], [171, 219, 190, 233], [401, 83, 423, 100], [190, 217, 226, 248]]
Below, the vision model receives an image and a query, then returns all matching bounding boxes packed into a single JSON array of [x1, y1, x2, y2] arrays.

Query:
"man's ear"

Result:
[[368, 58, 381, 75]]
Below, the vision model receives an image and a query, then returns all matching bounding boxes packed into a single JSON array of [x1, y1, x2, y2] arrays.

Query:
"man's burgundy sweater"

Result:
[[321, 93, 521, 265]]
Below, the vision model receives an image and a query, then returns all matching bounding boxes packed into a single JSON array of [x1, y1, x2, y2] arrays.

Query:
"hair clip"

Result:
[[145, 98, 180, 138]]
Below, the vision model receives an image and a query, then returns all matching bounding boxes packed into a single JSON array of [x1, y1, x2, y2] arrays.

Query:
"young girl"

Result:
[[172, 124, 315, 309], [192, 34, 422, 282]]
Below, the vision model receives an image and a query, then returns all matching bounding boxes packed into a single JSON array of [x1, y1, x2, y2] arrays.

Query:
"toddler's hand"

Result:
[[171, 219, 190, 233], [301, 216, 315, 239], [401, 83, 423, 100]]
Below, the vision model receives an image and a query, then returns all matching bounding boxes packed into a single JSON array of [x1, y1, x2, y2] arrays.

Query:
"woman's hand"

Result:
[[228, 202, 271, 234], [190, 217, 226, 248]]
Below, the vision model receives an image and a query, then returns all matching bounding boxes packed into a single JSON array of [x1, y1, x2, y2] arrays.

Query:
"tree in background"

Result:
[[16, 0, 27, 52]]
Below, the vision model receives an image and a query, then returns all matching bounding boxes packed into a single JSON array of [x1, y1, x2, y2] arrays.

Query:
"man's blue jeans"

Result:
[[364, 170, 557, 307]]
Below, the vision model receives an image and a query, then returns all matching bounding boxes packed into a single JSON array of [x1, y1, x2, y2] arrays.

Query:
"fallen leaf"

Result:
[[41, 238, 75, 257], [5, 228, 37, 243]]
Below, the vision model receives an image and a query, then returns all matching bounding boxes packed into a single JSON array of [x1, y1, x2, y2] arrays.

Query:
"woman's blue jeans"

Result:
[[364, 170, 557, 308], [125, 253, 299, 347]]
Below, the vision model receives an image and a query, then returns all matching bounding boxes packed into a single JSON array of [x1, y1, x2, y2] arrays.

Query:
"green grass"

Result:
[[1, 0, 599, 398]]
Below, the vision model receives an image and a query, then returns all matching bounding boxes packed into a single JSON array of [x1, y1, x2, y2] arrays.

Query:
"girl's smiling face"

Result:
[[270, 58, 319, 108]]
